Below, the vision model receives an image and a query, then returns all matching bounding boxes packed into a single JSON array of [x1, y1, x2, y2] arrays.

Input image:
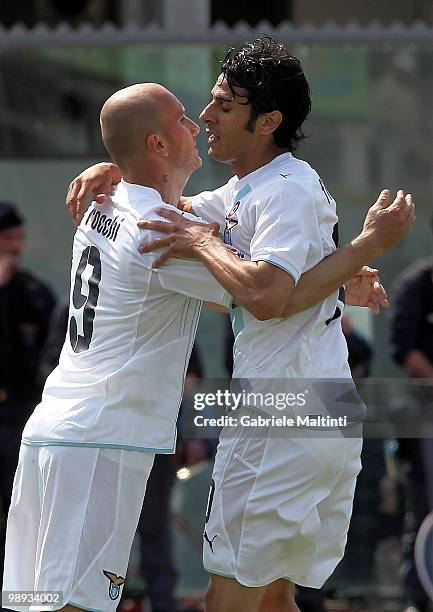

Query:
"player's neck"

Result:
[[158, 172, 188, 206], [231, 144, 289, 179], [123, 166, 188, 206]]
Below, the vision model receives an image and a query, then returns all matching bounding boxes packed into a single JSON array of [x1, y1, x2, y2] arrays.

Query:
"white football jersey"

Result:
[[192, 153, 351, 383], [22, 180, 231, 452]]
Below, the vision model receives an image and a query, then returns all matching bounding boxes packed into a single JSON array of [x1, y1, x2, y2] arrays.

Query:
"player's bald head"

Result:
[[100, 83, 177, 168]]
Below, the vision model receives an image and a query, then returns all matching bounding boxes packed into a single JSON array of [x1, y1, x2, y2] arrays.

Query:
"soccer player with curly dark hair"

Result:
[[66, 36, 414, 612], [221, 36, 311, 151]]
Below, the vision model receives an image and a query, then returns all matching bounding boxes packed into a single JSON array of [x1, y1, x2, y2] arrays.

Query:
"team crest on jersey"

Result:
[[225, 200, 241, 230], [103, 570, 125, 600], [224, 200, 241, 244], [227, 245, 246, 259]]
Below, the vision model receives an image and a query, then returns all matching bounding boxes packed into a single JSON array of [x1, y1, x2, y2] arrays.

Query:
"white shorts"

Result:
[[203, 411, 362, 588], [3, 443, 154, 612]]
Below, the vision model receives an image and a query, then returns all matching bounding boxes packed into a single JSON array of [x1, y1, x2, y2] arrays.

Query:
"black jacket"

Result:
[[0, 269, 56, 424], [390, 257, 433, 366]]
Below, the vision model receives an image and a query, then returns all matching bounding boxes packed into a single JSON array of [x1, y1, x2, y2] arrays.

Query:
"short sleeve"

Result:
[[155, 258, 232, 307], [250, 183, 319, 284], [191, 181, 231, 227], [137, 206, 232, 307]]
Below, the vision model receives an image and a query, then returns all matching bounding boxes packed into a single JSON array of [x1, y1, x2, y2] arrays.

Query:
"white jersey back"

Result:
[[192, 153, 351, 383], [23, 180, 231, 452]]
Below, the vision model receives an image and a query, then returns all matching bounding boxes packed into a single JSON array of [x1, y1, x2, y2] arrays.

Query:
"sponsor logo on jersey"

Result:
[[103, 570, 125, 600]]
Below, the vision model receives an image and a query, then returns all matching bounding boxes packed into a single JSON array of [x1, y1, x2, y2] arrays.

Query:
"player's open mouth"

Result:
[[207, 134, 218, 145]]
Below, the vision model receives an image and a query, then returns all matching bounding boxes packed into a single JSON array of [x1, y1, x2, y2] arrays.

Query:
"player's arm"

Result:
[[139, 210, 297, 321], [65, 161, 226, 226], [154, 256, 234, 308], [138, 189, 414, 321], [138, 213, 233, 308], [66, 162, 122, 225], [183, 188, 411, 315], [281, 189, 414, 316], [144, 183, 319, 320]]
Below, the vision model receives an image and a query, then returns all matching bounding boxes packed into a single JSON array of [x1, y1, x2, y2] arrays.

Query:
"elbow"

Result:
[[245, 292, 285, 321], [254, 305, 283, 321]]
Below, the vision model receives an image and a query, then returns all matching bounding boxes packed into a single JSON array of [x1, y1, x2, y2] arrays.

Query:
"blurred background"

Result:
[[0, 1, 433, 611]]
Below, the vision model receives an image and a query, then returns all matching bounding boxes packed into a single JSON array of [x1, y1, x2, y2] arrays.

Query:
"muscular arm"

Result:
[[146, 224, 380, 320], [140, 190, 413, 320], [281, 191, 415, 316], [184, 237, 293, 321], [180, 192, 399, 315], [282, 241, 380, 316], [66, 165, 413, 318], [139, 213, 292, 320]]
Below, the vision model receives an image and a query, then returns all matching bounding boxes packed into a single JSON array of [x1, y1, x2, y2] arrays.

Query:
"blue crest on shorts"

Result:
[[103, 570, 125, 600]]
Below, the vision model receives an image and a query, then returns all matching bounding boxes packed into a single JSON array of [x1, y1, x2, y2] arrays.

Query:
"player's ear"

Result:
[[146, 133, 169, 157], [259, 110, 283, 136]]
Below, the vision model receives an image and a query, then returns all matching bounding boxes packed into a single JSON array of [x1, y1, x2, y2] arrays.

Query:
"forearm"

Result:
[[403, 350, 433, 378], [283, 233, 379, 316], [193, 238, 288, 320], [194, 238, 261, 313]]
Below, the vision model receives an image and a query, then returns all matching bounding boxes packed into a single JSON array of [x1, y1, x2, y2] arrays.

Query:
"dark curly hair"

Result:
[[221, 36, 311, 151]]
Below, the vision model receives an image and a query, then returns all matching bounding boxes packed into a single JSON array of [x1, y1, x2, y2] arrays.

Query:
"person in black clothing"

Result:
[[0, 202, 56, 602], [390, 256, 433, 612]]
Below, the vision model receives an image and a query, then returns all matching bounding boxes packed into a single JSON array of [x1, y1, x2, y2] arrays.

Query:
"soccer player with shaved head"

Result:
[[2, 83, 233, 612]]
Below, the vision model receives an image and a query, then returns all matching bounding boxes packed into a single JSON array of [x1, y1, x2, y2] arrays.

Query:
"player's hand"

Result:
[[66, 162, 122, 226], [178, 196, 194, 214], [138, 208, 220, 267], [361, 189, 415, 256], [345, 266, 389, 314]]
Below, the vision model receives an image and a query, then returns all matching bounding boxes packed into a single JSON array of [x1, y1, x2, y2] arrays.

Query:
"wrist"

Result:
[[350, 231, 382, 260], [103, 162, 122, 184], [191, 231, 220, 255]]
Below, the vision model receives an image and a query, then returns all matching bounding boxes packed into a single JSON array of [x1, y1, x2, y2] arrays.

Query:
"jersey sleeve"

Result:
[[250, 182, 319, 284], [155, 258, 232, 307], [137, 207, 232, 307], [190, 181, 230, 227]]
